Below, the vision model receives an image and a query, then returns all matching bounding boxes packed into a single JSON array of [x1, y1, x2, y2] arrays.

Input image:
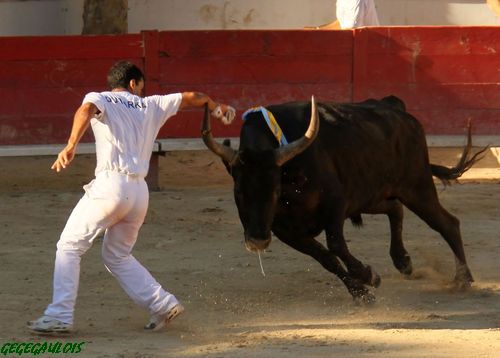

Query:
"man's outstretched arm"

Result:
[[51, 102, 99, 172], [180, 92, 235, 124]]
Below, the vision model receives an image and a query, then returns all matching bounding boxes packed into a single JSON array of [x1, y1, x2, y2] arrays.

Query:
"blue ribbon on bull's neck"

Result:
[[242, 107, 289, 146]]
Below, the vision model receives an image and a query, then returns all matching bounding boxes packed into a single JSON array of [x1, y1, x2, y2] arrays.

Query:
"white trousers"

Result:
[[44, 171, 178, 324]]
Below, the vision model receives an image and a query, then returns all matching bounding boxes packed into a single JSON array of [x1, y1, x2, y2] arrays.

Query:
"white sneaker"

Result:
[[144, 303, 184, 331], [27, 316, 73, 334]]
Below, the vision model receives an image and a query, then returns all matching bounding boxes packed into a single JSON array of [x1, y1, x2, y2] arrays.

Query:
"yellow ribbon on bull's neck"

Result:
[[242, 106, 289, 146]]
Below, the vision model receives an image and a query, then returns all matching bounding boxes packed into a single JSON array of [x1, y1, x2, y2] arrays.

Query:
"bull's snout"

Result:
[[244, 234, 272, 252]]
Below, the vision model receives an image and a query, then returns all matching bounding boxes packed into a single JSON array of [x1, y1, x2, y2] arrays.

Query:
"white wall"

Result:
[[0, 0, 83, 36], [128, 0, 335, 31], [128, 0, 500, 31], [376, 0, 500, 26], [0, 0, 498, 36]]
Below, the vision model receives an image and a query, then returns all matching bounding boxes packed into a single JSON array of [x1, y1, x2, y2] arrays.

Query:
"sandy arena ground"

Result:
[[0, 148, 499, 357]]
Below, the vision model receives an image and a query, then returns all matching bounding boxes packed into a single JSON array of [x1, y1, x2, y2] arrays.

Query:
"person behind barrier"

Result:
[[306, 0, 380, 29]]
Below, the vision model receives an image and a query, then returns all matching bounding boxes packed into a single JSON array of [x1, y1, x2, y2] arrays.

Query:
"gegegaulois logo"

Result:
[[1, 341, 85, 356]]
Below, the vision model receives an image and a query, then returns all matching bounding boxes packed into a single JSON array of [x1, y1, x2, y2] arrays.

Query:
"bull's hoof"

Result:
[[400, 263, 413, 277], [451, 278, 473, 291], [350, 285, 376, 306], [364, 265, 381, 288], [452, 266, 474, 291], [370, 271, 381, 288], [350, 265, 380, 287], [394, 255, 413, 277], [354, 292, 376, 306]]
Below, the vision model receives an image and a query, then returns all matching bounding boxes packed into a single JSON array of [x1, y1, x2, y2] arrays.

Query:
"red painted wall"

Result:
[[156, 30, 353, 139], [0, 34, 143, 145], [353, 27, 500, 135], [0, 28, 498, 145]]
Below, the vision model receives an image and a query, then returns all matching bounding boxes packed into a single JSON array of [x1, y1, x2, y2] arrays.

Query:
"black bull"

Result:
[[202, 95, 487, 303]]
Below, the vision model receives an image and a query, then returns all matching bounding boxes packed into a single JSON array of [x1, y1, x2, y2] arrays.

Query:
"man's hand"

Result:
[[51, 144, 76, 172], [212, 104, 236, 125], [51, 102, 96, 173], [180, 92, 236, 124]]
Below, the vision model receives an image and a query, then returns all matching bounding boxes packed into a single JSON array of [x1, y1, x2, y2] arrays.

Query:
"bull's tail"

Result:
[[430, 120, 489, 186]]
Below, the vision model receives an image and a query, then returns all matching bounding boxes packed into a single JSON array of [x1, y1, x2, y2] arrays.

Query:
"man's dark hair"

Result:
[[107, 61, 145, 90]]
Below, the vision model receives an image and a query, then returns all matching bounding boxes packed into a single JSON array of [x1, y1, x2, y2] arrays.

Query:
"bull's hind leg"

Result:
[[365, 199, 413, 276], [278, 235, 375, 304], [400, 180, 473, 289]]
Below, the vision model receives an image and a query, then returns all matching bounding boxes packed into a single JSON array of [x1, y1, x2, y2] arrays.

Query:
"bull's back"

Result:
[[267, 97, 426, 158], [321, 100, 430, 208], [270, 98, 431, 211]]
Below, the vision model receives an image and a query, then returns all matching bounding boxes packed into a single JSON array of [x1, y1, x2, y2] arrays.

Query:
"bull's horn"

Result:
[[201, 104, 238, 165], [275, 95, 319, 166]]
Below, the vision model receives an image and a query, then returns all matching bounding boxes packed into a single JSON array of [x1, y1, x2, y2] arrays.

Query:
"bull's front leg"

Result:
[[324, 198, 381, 289], [277, 233, 375, 304]]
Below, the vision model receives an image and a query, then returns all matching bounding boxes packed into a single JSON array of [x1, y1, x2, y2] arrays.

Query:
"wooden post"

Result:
[[146, 141, 166, 191], [146, 153, 161, 191]]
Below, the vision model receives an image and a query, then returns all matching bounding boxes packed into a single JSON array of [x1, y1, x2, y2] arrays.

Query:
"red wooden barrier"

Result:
[[157, 30, 353, 138], [353, 27, 500, 135], [0, 34, 142, 145], [0, 28, 498, 145]]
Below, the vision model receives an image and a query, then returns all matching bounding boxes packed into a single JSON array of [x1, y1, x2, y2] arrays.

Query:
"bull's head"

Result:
[[202, 97, 319, 252]]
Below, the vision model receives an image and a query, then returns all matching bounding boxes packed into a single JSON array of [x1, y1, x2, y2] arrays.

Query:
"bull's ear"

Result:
[[221, 139, 233, 174]]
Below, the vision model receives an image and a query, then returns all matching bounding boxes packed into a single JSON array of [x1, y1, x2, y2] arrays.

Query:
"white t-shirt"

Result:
[[83, 91, 183, 178], [336, 0, 380, 28]]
